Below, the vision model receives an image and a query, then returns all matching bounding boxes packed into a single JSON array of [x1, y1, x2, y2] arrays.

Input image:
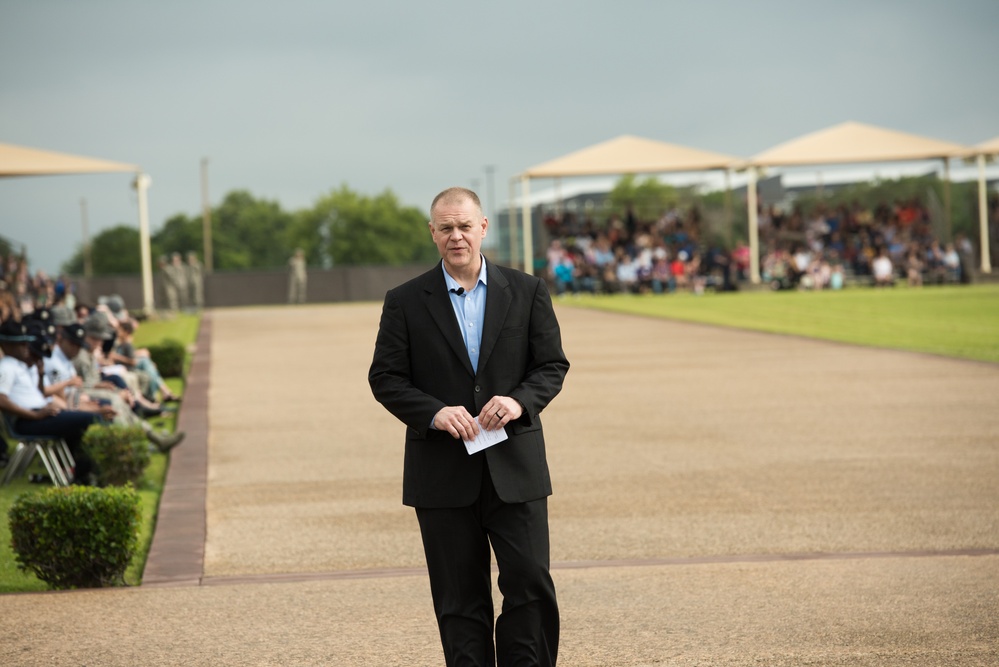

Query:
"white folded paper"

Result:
[[463, 417, 509, 455]]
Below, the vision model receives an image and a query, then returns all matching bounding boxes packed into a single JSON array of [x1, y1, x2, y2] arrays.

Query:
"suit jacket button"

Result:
[[474, 385, 481, 392]]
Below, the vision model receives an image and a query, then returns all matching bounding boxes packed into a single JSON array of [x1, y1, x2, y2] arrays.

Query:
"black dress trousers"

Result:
[[416, 462, 559, 667]]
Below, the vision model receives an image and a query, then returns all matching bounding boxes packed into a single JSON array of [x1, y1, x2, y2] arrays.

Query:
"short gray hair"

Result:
[[430, 187, 482, 219]]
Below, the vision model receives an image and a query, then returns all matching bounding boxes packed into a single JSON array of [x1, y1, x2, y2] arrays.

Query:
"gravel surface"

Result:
[[4, 302, 997, 666]]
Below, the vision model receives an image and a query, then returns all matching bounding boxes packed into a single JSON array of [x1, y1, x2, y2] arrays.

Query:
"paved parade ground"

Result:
[[5, 302, 999, 666]]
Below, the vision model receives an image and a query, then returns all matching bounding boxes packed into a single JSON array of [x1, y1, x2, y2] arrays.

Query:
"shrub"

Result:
[[146, 338, 186, 377], [8, 485, 141, 589], [82, 423, 150, 487]]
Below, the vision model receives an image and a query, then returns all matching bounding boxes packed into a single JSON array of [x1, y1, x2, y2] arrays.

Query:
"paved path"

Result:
[[5, 302, 999, 666]]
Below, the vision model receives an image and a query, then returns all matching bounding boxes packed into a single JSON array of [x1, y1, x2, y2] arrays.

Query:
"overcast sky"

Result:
[[2, 0, 998, 273]]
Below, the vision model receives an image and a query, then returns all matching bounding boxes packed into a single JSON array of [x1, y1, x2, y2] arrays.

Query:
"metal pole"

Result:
[[201, 157, 214, 273], [978, 153, 992, 273], [555, 177, 562, 219], [724, 169, 733, 247], [747, 167, 760, 284], [943, 158, 952, 241], [521, 175, 533, 275], [508, 177, 519, 269], [80, 198, 93, 279], [484, 165, 495, 223], [323, 209, 336, 268], [135, 172, 155, 313]]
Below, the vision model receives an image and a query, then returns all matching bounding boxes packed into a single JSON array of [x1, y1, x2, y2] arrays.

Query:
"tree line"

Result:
[[62, 185, 439, 276], [61, 174, 987, 276]]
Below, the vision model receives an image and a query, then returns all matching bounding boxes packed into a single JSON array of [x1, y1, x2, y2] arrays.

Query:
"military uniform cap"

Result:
[[0, 319, 35, 342], [62, 323, 86, 345]]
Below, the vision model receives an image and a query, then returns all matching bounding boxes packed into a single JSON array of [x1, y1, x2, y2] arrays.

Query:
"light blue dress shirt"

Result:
[[443, 258, 488, 373]]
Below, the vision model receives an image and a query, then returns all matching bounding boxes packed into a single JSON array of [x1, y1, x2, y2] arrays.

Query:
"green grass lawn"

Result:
[[565, 283, 999, 363], [0, 312, 200, 593]]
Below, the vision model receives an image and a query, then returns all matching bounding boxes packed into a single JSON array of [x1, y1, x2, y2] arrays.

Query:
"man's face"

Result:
[[429, 197, 488, 275], [1, 342, 30, 363], [57, 336, 81, 360]]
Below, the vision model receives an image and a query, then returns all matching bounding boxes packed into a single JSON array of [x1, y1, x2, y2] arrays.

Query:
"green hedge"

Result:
[[82, 423, 150, 487], [8, 485, 141, 589], [146, 338, 186, 377]]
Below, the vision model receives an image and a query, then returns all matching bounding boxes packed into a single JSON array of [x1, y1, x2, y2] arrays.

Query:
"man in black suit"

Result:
[[369, 187, 569, 666]]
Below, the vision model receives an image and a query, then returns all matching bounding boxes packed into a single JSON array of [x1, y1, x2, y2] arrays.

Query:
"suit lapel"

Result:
[[422, 263, 475, 377], [478, 260, 511, 373]]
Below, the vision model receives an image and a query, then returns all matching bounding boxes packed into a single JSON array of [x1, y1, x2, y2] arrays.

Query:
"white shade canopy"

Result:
[[1, 140, 154, 311], [741, 122, 977, 284], [516, 135, 740, 276], [522, 134, 739, 178], [750, 121, 972, 167], [0, 141, 138, 177], [977, 136, 999, 155]]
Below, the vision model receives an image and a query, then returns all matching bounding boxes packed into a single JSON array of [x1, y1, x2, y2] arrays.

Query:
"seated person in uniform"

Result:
[[45, 320, 184, 452], [77, 312, 163, 417], [109, 316, 179, 403], [0, 319, 110, 484]]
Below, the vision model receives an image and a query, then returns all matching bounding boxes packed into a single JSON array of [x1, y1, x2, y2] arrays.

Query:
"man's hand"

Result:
[[478, 396, 523, 431], [434, 406, 480, 441], [34, 403, 61, 419]]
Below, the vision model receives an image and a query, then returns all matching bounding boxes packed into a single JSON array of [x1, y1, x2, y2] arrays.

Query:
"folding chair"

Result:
[[1, 412, 75, 487]]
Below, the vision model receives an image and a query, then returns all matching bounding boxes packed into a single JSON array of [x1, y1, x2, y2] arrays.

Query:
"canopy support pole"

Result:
[[978, 153, 992, 273], [135, 172, 155, 313], [747, 167, 760, 284], [521, 175, 533, 275]]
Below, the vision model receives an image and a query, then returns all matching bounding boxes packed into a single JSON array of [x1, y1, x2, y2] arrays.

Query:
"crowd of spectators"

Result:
[[539, 195, 985, 295], [544, 206, 749, 295], [1, 254, 184, 478], [755, 198, 977, 290], [541, 205, 747, 297], [0, 254, 77, 321], [1, 249, 205, 321]]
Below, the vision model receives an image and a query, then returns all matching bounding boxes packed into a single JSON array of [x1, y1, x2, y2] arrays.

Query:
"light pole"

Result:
[[321, 209, 336, 269], [201, 157, 214, 273], [484, 165, 496, 222], [80, 198, 92, 279]]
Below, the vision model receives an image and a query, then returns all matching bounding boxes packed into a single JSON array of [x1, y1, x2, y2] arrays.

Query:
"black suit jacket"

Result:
[[369, 259, 569, 508]]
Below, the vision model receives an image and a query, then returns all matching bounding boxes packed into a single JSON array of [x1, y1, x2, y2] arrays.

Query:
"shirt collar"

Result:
[[3, 355, 31, 370], [442, 255, 488, 292]]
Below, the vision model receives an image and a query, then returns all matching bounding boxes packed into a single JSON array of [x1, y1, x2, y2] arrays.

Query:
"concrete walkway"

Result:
[[4, 302, 999, 666]]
